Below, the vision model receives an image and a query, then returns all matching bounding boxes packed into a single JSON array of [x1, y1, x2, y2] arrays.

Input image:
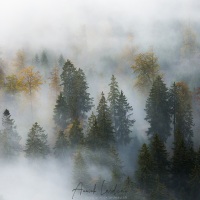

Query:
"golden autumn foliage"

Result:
[[18, 66, 43, 96], [5, 75, 21, 94], [131, 50, 161, 94]]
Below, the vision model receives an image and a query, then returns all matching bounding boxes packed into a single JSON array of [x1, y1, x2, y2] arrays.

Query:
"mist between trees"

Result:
[[0, 38, 199, 200]]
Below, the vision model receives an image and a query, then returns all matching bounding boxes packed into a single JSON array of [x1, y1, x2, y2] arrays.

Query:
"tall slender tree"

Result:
[[117, 90, 135, 145], [145, 76, 171, 142], [96, 92, 115, 149], [53, 92, 69, 129], [169, 82, 194, 147], [108, 75, 120, 133]]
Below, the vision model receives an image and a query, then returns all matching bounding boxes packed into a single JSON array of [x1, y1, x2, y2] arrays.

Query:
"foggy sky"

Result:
[[0, 0, 199, 55]]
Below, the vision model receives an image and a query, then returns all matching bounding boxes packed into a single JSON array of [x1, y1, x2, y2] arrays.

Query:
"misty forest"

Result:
[[0, 0, 200, 200]]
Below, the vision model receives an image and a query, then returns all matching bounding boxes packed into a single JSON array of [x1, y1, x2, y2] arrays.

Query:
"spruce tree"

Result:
[[96, 92, 115, 149], [41, 51, 48, 67], [136, 143, 154, 192], [108, 75, 120, 133], [145, 76, 171, 142], [58, 54, 65, 68], [85, 112, 100, 150], [117, 90, 135, 145], [189, 148, 200, 200], [68, 119, 84, 148], [54, 130, 68, 158], [61, 60, 93, 121], [150, 134, 169, 184], [33, 54, 40, 66], [53, 92, 69, 129], [0, 109, 21, 159], [171, 129, 191, 199], [24, 122, 50, 159], [169, 82, 194, 147]]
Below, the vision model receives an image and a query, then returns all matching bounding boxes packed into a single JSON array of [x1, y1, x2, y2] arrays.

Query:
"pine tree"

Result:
[[0, 109, 21, 159], [117, 90, 135, 145], [58, 54, 65, 68], [169, 82, 194, 147], [136, 143, 154, 192], [53, 92, 69, 129], [68, 119, 84, 148], [24, 122, 50, 159], [150, 134, 169, 184], [96, 92, 115, 149], [54, 130, 68, 158], [145, 76, 171, 142], [108, 75, 120, 133]]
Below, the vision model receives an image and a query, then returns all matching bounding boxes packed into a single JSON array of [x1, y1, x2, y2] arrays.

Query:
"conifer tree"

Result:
[[53, 92, 68, 129], [189, 148, 200, 200], [85, 112, 100, 150], [54, 130, 68, 158], [145, 76, 171, 142], [117, 90, 135, 145], [169, 82, 194, 147], [58, 54, 65, 68], [61, 60, 93, 121], [171, 129, 191, 199], [73, 68, 93, 120], [0, 109, 21, 159], [24, 122, 50, 159], [33, 54, 40, 66], [96, 92, 115, 149], [41, 51, 49, 67], [150, 134, 169, 184], [108, 75, 120, 133], [68, 119, 84, 148], [136, 143, 154, 192]]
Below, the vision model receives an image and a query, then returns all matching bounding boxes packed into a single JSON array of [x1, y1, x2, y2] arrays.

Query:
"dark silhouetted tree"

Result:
[[145, 76, 171, 142], [96, 92, 115, 149]]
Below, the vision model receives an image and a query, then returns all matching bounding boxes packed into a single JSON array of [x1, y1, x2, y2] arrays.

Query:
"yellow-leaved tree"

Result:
[[18, 66, 43, 114], [131, 50, 161, 94]]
